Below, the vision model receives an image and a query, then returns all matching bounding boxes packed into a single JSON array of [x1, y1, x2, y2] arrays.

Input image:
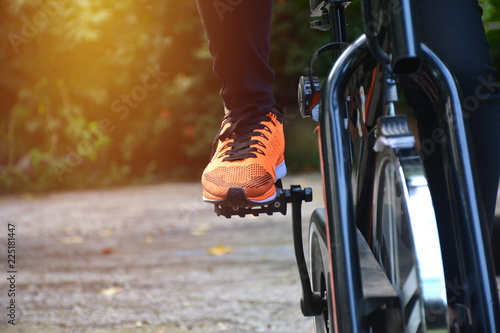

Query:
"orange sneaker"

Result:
[[202, 106, 286, 204]]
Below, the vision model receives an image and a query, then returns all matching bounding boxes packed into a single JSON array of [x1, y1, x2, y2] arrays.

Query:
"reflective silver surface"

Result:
[[372, 145, 449, 332]]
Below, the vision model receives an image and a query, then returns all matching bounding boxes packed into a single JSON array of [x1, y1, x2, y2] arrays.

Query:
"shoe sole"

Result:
[[203, 160, 287, 205]]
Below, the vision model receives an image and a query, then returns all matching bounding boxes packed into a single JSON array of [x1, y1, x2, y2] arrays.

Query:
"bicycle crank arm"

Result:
[[288, 186, 327, 317], [210, 183, 323, 315]]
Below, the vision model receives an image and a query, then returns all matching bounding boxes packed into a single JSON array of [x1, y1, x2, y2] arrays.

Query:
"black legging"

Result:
[[195, 1, 275, 110], [409, 0, 500, 235], [196, 0, 500, 231]]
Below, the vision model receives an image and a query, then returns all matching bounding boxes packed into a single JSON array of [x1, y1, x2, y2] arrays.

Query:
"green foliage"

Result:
[[481, 0, 500, 70], [0, 0, 221, 193], [0, 0, 499, 193]]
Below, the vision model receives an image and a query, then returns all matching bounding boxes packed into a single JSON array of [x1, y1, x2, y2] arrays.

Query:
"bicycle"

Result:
[[211, 0, 500, 332]]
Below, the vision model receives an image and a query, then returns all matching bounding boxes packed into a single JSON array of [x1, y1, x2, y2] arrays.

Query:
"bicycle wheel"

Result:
[[309, 208, 332, 333], [371, 145, 449, 332]]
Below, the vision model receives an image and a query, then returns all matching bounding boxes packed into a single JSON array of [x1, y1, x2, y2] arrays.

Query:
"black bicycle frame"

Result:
[[319, 33, 369, 332], [419, 45, 500, 331], [318, 1, 500, 332]]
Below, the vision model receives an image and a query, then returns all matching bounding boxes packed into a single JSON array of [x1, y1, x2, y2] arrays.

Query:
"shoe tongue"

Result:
[[216, 108, 276, 161], [221, 109, 268, 140], [228, 105, 283, 121], [213, 105, 282, 159]]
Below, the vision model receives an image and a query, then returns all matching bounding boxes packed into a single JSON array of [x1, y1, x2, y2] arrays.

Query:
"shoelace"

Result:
[[211, 106, 283, 162]]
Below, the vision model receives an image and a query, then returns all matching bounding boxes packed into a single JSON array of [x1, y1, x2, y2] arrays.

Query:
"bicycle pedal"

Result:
[[213, 187, 289, 218], [210, 181, 312, 218]]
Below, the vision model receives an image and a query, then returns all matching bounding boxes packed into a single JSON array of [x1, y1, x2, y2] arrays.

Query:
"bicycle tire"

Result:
[[309, 208, 333, 333], [371, 145, 449, 332]]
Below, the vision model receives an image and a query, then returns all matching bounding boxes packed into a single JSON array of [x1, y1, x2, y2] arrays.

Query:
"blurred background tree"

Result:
[[0, 0, 222, 192], [0, 0, 499, 193], [481, 0, 500, 70]]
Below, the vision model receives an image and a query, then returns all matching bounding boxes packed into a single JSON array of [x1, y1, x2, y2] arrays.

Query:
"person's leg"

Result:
[[195, 0, 276, 110], [415, 0, 500, 232], [196, 0, 286, 204], [403, 0, 500, 302]]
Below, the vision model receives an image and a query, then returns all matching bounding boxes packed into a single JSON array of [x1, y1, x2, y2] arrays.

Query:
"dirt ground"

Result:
[[0, 174, 325, 333], [0, 173, 498, 333]]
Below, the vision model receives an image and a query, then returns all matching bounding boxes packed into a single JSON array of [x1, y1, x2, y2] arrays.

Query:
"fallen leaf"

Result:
[[145, 235, 154, 244], [207, 244, 233, 256], [99, 228, 114, 237], [101, 247, 113, 254], [97, 287, 121, 296], [60, 236, 84, 244], [190, 228, 207, 236], [190, 222, 211, 236]]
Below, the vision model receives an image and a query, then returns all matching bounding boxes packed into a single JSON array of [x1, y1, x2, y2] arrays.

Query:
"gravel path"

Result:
[[0, 173, 498, 332], [0, 174, 324, 333]]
